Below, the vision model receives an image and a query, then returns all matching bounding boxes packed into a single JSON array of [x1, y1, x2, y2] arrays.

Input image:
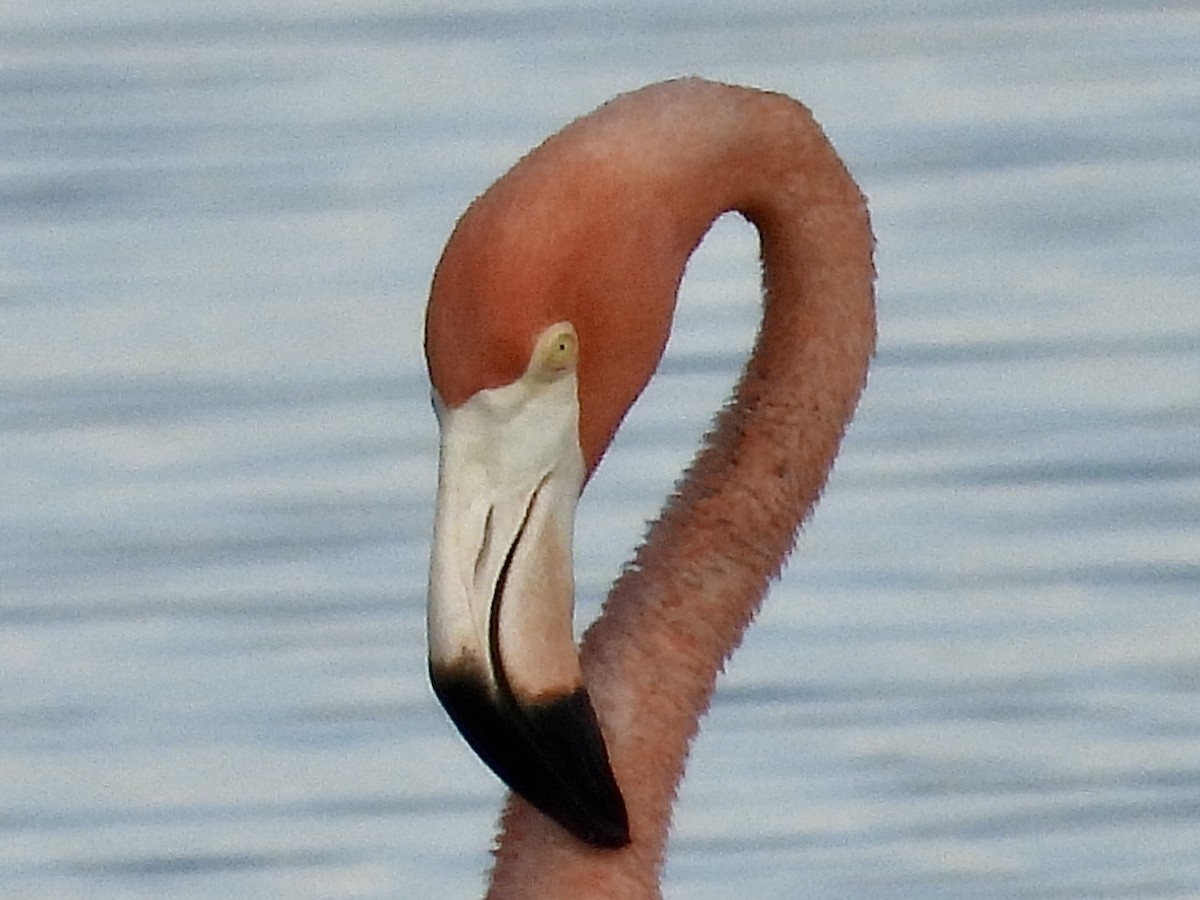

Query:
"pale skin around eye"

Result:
[[529, 322, 579, 382]]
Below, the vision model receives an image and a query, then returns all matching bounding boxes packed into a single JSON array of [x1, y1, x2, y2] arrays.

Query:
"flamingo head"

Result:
[[421, 126, 694, 849]]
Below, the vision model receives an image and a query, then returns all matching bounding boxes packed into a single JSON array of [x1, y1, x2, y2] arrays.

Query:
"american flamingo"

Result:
[[425, 78, 875, 898]]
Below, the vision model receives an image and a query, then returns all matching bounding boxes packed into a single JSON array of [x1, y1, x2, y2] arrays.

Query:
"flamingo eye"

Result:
[[532, 322, 578, 380]]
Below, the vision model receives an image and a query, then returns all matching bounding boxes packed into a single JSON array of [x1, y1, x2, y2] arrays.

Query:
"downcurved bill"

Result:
[[426, 371, 630, 849]]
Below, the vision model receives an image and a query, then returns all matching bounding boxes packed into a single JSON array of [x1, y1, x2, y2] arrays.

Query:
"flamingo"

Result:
[[424, 78, 875, 898]]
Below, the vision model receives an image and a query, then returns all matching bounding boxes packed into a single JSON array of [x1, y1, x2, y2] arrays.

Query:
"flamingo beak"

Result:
[[425, 378, 630, 849]]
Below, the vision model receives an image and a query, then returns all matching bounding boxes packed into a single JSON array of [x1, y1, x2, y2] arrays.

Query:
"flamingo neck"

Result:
[[485, 80, 875, 899]]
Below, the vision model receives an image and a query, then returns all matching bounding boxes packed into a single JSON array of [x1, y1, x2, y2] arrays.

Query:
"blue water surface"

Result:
[[2, 3, 1199, 897]]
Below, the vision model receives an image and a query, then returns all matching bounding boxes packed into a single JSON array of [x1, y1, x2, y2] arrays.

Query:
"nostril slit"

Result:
[[474, 507, 494, 582]]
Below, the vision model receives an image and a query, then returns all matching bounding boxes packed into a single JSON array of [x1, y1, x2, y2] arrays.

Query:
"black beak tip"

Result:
[[520, 687, 630, 848], [431, 664, 631, 849], [579, 812, 631, 849]]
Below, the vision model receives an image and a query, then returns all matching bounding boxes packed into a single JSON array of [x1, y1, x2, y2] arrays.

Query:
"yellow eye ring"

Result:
[[531, 321, 578, 379]]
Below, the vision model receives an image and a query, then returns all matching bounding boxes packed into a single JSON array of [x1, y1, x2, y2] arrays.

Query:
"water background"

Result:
[[3, 2, 1199, 897]]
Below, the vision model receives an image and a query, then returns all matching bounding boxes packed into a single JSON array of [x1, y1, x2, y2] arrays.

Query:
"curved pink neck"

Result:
[[484, 80, 875, 899]]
